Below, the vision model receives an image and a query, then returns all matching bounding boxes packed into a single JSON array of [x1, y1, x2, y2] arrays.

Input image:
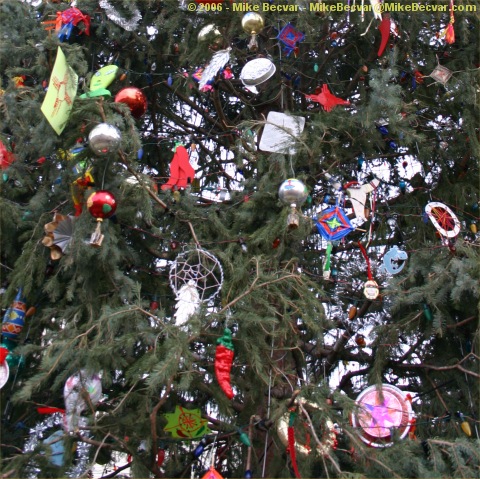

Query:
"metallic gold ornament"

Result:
[[241, 12, 264, 50], [197, 24, 222, 45]]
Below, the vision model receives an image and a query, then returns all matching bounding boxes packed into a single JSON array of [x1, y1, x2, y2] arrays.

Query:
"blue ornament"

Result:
[[381, 245, 408, 275], [43, 430, 65, 467], [2, 288, 27, 339]]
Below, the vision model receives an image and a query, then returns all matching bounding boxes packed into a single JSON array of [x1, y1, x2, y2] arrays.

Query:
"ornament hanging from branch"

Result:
[[79, 65, 119, 98], [240, 58, 276, 94], [199, 48, 232, 91], [305, 85, 350, 112], [99, 0, 142, 31], [380, 245, 408, 275], [278, 179, 309, 229], [0, 347, 9, 389], [351, 384, 414, 448], [215, 328, 235, 399], [428, 63, 453, 85], [277, 398, 338, 457], [2, 288, 27, 340], [377, 15, 391, 56], [345, 178, 380, 222], [87, 190, 117, 247], [161, 144, 195, 191], [88, 123, 122, 156], [440, 0, 455, 44], [55, 7, 91, 42], [40, 47, 78, 136], [424, 202, 460, 239], [168, 246, 223, 326], [42, 213, 75, 260], [163, 406, 211, 438], [242, 12, 264, 51], [315, 206, 354, 241], [259, 112, 305, 154], [277, 23, 305, 56]]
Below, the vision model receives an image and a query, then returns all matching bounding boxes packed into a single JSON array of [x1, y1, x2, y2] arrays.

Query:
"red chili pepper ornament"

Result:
[[215, 328, 235, 400]]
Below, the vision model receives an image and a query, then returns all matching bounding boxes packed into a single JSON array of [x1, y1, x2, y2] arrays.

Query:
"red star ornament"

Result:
[[305, 85, 350, 112]]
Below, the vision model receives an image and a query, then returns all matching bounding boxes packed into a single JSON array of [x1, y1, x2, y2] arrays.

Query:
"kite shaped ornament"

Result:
[[277, 23, 305, 56], [345, 179, 380, 221], [161, 145, 195, 191], [316, 206, 354, 241], [305, 85, 350, 112]]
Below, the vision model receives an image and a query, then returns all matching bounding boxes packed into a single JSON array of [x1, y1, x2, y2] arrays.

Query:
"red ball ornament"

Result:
[[114, 87, 147, 118], [0, 140, 15, 170], [87, 190, 117, 219]]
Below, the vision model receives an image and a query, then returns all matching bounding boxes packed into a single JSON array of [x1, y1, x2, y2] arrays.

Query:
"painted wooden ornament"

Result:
[[351, 384, 414, 448], [277, 398, 337, 456], [363, 280, 379, 300], [1, 288, 27, 339], [163, 406, 211, 438], [381, 245, 408, 275]]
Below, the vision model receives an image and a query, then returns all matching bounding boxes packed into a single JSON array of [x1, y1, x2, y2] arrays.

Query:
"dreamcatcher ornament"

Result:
[[351, 384, 415, 448], [169, 246, 223, 326]]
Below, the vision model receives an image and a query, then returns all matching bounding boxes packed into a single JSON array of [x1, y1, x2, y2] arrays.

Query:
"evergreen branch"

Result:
[[99, 462, 131, 478]]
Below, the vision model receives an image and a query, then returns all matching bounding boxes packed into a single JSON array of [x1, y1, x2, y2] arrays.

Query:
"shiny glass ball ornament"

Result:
[[278, 179, 308, 207], [197, 24, 222, 44], [86, 190, 117, 220], [242, 12, 264, 34], [88, 123, 122, 156], [114, 87, 147, 118]]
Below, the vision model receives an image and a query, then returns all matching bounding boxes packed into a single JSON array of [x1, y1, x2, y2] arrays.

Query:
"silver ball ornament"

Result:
[[278, 179, 308, 207], [88, 123, 122, 156]]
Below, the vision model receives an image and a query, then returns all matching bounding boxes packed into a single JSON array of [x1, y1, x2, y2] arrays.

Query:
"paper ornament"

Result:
[[240, 58, 276, 94], [259, 112, 305, 154], [41, 47, 78, 135], [163, 406, 211, 438], [161, 144, 195, 191], [429, 64, 453, 85], [424, 202, 460, 239], [277, 23, 305, 56], [316, 206, 354, 241], [305, 84, 350, 112], [199, 48, 231, 90], [42, 214, 75, 260], [351, 384, 414, 448]]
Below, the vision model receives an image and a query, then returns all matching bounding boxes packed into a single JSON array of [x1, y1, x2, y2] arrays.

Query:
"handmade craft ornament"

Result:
[[79, 64, 119, 98], [277, 23, 305, 56], [242, 12, 264, 50], [305, 85, 350, 112], [201, 466, 224, 479], [369, 0, 383, 20], [64, 370, 102, 433], [424, 202, 460, 239], [363, 280, 379, 300], [87, 190, 117, 247], [163, 406, 211, 438], [42, 213, 75, 260], [40, 47, 78, 135], [429, 64, 453, 85], [381, 245, 408, 275], [55, 7, 91, 42], [2, 288, 27, 340], [199, 48, 231, 91], [115, 87, 148, 118], [169, 247, 223, 324], [71, 169, 95, 216], [42, 430, 65, 467], [161, 144, 195, 191], [345, 179, 380, 221], [88, 123, 122, 156], [259, 112, 305, 154], [351, 384, 414, 447], [323, 242, 333, 280], [316, 206, 354, 241], [441, 0, 455, 44], [277, 398, 337, 456], [240, 58, 276, 94]]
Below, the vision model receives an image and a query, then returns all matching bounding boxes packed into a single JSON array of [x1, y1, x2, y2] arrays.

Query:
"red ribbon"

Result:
[[37, 406, 66, 415], [287, 425, 301, 478]]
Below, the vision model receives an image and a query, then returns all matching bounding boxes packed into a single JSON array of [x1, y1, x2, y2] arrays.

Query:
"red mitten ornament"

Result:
[[305, 85, 350, 112], [161, 145, 195, 191]]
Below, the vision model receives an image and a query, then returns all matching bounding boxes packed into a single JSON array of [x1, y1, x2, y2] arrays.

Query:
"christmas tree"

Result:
[[0, 0, 479, 477]]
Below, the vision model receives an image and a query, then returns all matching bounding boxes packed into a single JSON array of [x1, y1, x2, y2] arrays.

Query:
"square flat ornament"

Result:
[[259, 111, 305, 154], [429, 64, 452, 85]]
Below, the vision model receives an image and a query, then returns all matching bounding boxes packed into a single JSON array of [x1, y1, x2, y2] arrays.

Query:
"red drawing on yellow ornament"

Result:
[[51, 72, 74, 117]]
